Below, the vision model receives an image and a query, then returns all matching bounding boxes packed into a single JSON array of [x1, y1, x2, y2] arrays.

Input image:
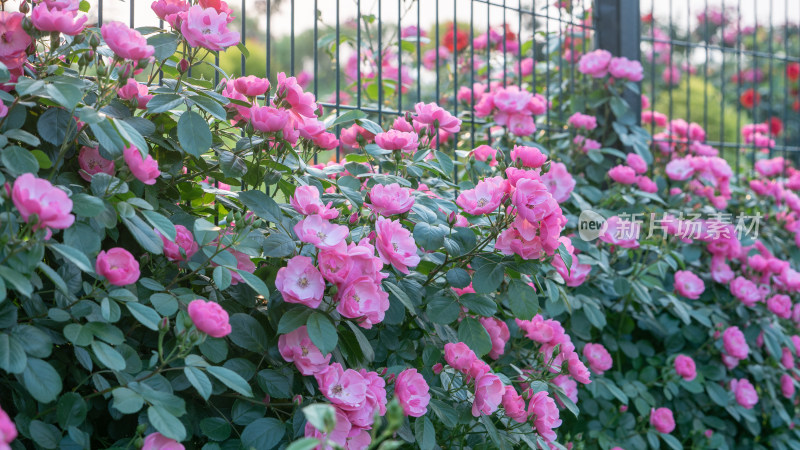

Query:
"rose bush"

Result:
[[0, 1, 798, 450]]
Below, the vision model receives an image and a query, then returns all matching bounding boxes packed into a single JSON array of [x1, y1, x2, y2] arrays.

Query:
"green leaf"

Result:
[[583, 301, 606, 329], [459, 294, 497, 316], [127, 302, 162, 331], [303, 403, 337, 433], [213, 266, 232, 290], [330, 109, 366, 127], [185, 366, 213, 400], [471, 254, 505, 294], [228, 313, 268, 352], [384, 281, 416, 315], [191, 94, 228, 121], [706, 382, 730, 407], [148, 32, 180, 61], [148, 405, 186, 441], [307, 312, 338, 356], [413, 222, 448, 250], [337, 176, 364, 207], [263, 232, 296, 257], [37, 108, 78, 145], [91, 340, 127, 371], [48, 243, 94, 273], [57, 392, 87, 428], [207, 366, 253, 397], [426, 296, 460, 324], [505, 280, 538, 320], [46, 82, 83, 110], [556, 242, 573, 273], [355, 118, 383, 135], [286, 438, 320, 450], [277, 307, 313, 334], [552, 385, 579, 418], [140, 210, 175, 241], [661, 433, 683, 450], [435, 151, 454, 179], [1, 146, 39, 176], [457, 317, 492, 357], [200, 417, 231, 441], [0, 266, 32, 297], [23, 358, 63, 403], [241, 418, 285, 450], [238, 190, 283, 223], [29, 420, 60, 449], [236, 270, 270, 299], [114, 118, 149, 156], [257, 369, 292, 398], [123, 216, 163, 254], [112, 387, 144, 414], [0, 333, 27, 374], [344, 321, 374, 363], [446, 268, 471, 288], [414, 416, 436, 450], [63, 323, 93, 346], [178, 110, 212, 157], [146, 94, 184, 114]]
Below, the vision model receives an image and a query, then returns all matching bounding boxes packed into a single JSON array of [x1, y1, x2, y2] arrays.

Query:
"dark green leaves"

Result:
[[228, 313, 268, 352], [23, 358, 62, 403], [37, 108, 78, 146], [307, 312, 337, 356], [457, 317, 492, 357], [505, 280, 538, 320], [471, 254, 505, 294], [241, 418, 285, 450], [178, 111, 212, 157], [238, 190, 284, 223]]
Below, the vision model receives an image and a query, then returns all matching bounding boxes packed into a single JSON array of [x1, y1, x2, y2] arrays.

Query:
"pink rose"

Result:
[[375, 217, 420, 274], [650, 407, 675, 433], [626, 153, 648, 174], [782, 348, 795, 370], [566, 112, 597, 131], [529, 391, 562, 442], [293, 215, 349, 251], [180, 5, 240, 51], [31, 4, 87, 35], [583, 343, 613, 375], [509, 145, 546, 168], [608, 56, 644, 82], [674, 354, 697, 381], [471, 145, 498, 166], [711, 257, 735, 284], [12, 173, 75, 237], [159, 224, 199, 262], [767, 294, 793, 319], [249, 105, 289, 133], [608, 165, 637, 185], [374, 129, 419, 152], [96, 248, 140, 286], [278, 325, 331, 375], [142, 432, 184, 450], [578, 49, 612, 77], [315, 363, 368, 410], [674, 270, 705, 299], [101, 21, 154, 61], [552, 375, 578, 405], [0, 405, 17, 448], [412, 102, 461, 134], [290, 185, 338, 219], [123, 145, 160, 185], [599, 215, 640, 249], [226, 249, 255, 285], [479, 317, 510, 360], [0, 13, 32, 70], [730, 276, 761, 306], [723, 326, 749, 360], [781, 374, 795, 399], [187, 299, 231, 338], [540, 162, 576, 203], [457, 176, 507, 215], [336, 276, 389, 329], [346, 369, 387, 428], [444, 342, 479, 373], [274, 73, 318, 120], [511, 178, 560, 224], [636, 176, 658, 193], [567, 353, 592, 384], [233, 75, 269, 97], [304, 407, 351, 447], [151, 0, 189, 27], [665, 158, 695, 180], [394, 368, 430, 417], [501, 386, 528, 423], [730, 378, 758, 409], [275, 255, 326, 309], [662, 66, 681, 85], [367, 183, 415, 216], [472, 373, 504, 417]]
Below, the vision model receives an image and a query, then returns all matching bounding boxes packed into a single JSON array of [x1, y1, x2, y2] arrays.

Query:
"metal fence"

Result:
[[87, 0, 799, 171]]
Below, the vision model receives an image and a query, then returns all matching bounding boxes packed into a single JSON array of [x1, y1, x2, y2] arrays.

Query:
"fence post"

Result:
[[595, 0, 642, 125]]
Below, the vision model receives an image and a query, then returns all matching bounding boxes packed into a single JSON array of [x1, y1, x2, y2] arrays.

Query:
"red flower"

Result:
[[740, 89, 760, 108], [443, 23, 468, 53], [768, 117, 783, 136], [787, 62, 800, 82], [794, 100, 800, 112], [642, 13, 653, 23]]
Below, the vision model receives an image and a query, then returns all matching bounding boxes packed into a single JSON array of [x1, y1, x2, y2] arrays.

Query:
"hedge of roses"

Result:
[[0, 1, 798, 450]]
